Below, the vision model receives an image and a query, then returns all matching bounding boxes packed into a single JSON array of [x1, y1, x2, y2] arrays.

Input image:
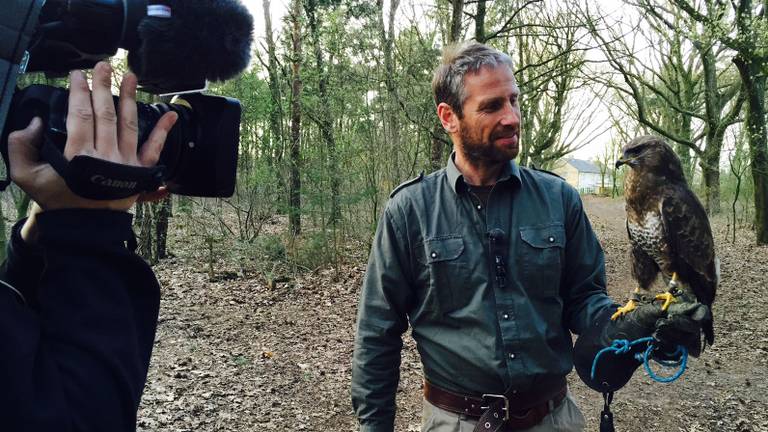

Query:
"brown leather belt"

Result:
[[423, 380, 568, 431]]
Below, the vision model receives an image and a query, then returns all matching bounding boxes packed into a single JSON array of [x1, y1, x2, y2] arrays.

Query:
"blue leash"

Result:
[[590, 337, 688, 383]]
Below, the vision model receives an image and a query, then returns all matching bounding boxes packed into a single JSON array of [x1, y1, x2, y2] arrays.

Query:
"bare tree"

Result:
[[429, 0, 466, 171], [651, 0, 768, 241], [288, 0, 303, 236], [376, 0, 406, 182], [509, 2, 597, 168], [587, 1, 745, 214], [305, 0, 341, 225], [728, 134, 750, 243], [261, 0, 286, 166]]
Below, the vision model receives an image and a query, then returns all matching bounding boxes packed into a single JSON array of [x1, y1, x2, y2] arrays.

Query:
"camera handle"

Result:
[[40, 131, 166, 200]]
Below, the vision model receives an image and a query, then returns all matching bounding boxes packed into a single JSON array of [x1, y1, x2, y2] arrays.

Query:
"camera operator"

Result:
[[0, 61, 177, 431]]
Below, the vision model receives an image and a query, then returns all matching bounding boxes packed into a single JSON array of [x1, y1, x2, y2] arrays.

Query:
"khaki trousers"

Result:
[[421, 391, 586, 432]]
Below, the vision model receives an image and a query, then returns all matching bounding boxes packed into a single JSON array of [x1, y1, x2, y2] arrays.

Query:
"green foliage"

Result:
[[290, 230, 336, 270], [255, 234, 287, 262], [146, 0, 762, 267]]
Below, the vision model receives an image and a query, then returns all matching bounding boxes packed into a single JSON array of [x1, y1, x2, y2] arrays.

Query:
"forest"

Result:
[[2, 0, 768, 430], [3, 0, 767, 263]]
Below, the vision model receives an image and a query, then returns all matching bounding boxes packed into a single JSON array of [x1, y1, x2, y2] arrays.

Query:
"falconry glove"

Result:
[[574, 302, 666, 393], [654, 301, 711, 358], [575, 301, 711, 393]]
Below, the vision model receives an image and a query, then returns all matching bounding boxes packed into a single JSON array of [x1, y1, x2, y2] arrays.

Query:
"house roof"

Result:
[[565, 158, 601, 174]]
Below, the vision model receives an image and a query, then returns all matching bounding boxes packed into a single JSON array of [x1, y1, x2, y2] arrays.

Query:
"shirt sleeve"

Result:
[[0, 209, 160, 432], [559, 187, 617, 335], [351, 204, 414, 432]]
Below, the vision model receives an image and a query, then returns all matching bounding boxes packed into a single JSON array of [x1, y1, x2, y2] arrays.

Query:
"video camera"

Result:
[[0, 0, 254, 198]]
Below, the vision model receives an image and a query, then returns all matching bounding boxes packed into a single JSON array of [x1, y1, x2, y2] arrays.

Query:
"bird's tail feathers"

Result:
[[703, 319, 715, 348]]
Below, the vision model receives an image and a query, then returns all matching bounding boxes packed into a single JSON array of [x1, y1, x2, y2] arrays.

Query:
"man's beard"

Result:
[[458, 124, 519, 165]]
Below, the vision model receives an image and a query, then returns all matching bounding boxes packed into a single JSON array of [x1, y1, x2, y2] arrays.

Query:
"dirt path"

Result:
[[139, 196, 768, 432]]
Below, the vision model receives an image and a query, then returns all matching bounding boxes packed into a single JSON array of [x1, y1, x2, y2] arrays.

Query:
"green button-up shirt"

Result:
[[351, 157, 615, 432]]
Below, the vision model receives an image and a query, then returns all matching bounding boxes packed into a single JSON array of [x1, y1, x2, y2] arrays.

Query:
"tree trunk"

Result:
[[154, 196, 171, 260], [430, 0, 464, 171], [431, 123, 446, 172], [135, 202, 156, 264], [289, 0, 303, 236], [698, 42, 722, 214], [306, 0, 341, 225], [377, 0, 403, 183], [449, 0, 464, 43], [263, 0, 287, 208], [732, 164, 743, 243], [700, 160, 720, 215], [665, 0, 762, 241], [475, 0, 486, 42], [734, 56, 768, 244]]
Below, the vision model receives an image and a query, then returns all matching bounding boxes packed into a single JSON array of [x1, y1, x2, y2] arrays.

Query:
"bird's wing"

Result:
[[659, 187, 717, 306]]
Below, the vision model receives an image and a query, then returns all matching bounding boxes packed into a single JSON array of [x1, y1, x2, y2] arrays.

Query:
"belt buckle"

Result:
[[481, 393, 510, 421]]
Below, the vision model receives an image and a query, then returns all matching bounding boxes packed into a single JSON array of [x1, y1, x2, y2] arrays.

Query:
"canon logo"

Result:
[[90, 175, 138, 189]]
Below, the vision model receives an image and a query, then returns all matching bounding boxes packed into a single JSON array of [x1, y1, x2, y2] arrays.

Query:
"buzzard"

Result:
[[613, 136, 717, 350]]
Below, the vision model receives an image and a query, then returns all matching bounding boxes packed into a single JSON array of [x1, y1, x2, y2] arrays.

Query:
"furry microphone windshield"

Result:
[[127, 0, 254, 93]]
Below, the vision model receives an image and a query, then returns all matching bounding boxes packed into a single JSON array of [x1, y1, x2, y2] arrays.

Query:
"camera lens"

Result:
[[135, 94, 241, 197]]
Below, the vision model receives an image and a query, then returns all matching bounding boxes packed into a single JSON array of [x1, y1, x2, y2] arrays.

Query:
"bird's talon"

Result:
[[611, 299, 637, 320], [655, 292, 678, 311]]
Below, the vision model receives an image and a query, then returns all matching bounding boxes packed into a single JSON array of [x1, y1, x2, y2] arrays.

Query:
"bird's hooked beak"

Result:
[[615, 153, 632, 169]]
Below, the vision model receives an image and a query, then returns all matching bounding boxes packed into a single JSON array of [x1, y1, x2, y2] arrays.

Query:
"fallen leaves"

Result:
[[137, 196, 768, 431]]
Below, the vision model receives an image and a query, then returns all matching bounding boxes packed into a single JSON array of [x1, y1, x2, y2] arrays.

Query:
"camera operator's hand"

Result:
[[7, 61, 177, 213]]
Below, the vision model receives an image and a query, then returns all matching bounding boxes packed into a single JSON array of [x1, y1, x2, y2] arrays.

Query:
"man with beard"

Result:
[[351, 42, 705, 432]]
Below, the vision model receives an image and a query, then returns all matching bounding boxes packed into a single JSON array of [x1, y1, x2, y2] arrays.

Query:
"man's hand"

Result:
[[654, 301, 710, 358], [610, 301, 666, 340], [574, 299, 708, 392], [7, 62, 177, 212], [7, 62, 177, 244], [613, 300, 709, 357]]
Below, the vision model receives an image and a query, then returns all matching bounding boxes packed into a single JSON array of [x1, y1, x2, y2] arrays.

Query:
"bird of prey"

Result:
[[613, 135, 717, 349]]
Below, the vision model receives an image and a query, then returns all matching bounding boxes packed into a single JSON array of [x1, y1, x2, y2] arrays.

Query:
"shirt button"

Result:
[[548, 236, 555, 243], [502, 313, 510, 320], [509, 353, 516, 359], [430, 251, 438, 258]]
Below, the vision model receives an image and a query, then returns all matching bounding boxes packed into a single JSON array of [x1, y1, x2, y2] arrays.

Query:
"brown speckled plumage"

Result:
[[619, 136, 717, 346]]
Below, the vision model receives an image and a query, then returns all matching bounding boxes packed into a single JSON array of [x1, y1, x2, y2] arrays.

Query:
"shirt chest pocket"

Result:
[[518, 224, 565, 295], [415, 236, 473, 313]]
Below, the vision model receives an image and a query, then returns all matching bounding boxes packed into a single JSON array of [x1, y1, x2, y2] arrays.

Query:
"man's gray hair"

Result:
[[432, 41, 515, 118]]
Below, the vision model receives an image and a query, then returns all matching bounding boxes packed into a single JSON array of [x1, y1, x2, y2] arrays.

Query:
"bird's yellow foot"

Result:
[[655, 292, 678, 311], [611, 299, 637, 320]]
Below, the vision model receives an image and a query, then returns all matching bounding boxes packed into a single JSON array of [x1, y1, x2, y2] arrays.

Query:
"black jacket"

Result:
[[0, 209, 160, 432]]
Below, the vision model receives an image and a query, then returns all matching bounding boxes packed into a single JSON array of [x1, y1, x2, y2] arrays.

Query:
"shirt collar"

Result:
[[446, 152, 522, 194]]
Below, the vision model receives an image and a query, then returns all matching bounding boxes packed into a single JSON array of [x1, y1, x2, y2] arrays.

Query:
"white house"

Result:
[[552, 158, 610, 194]]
